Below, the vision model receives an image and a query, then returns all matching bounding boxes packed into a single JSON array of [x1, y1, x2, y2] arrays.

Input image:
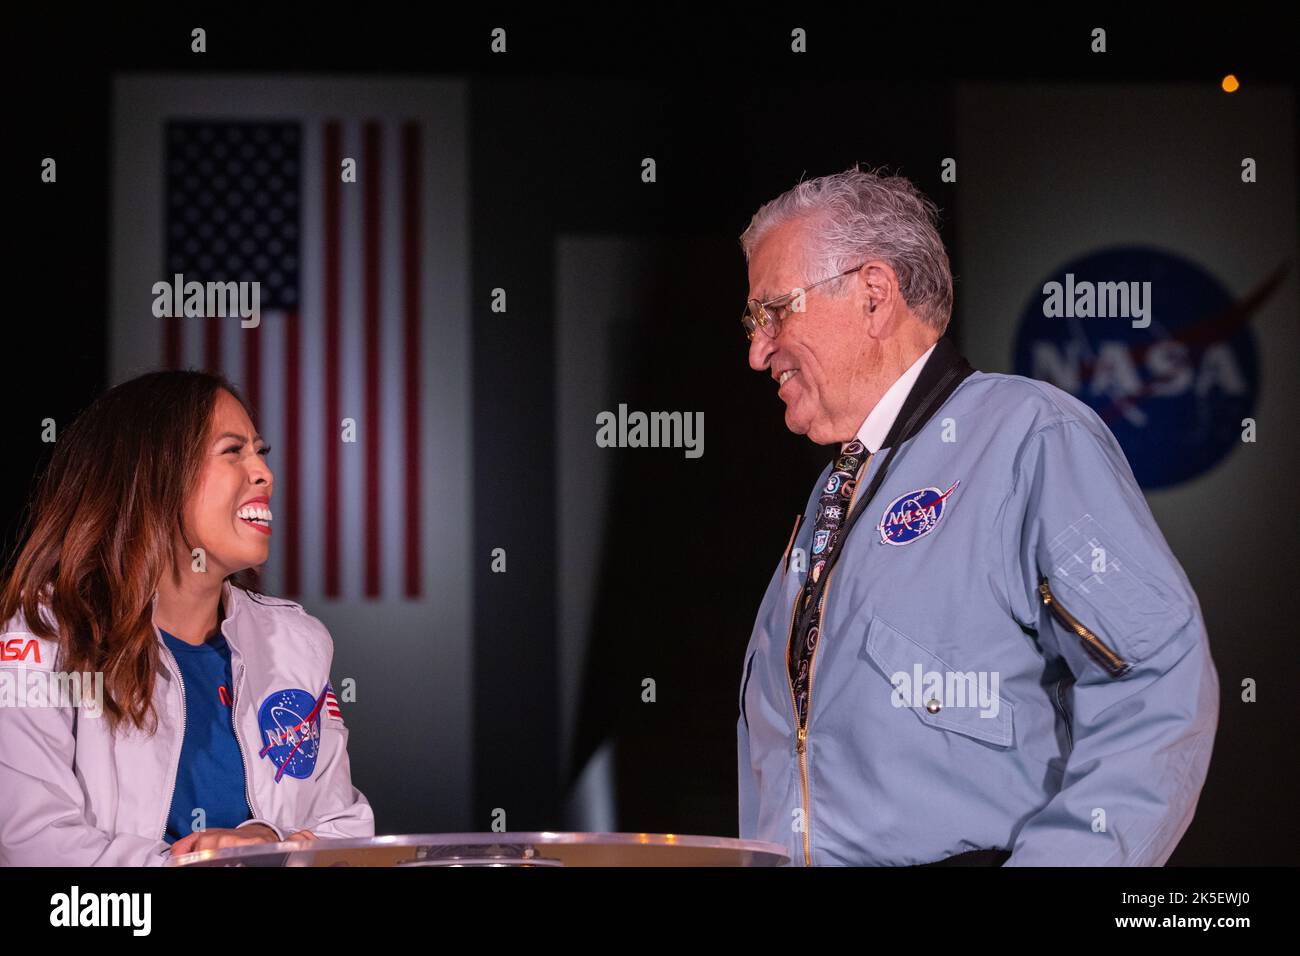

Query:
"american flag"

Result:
[[158, 117, 426, 600], [323, 682, 344, 725]]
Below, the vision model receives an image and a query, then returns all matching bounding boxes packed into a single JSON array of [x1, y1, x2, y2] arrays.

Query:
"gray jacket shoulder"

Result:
[[956, 370, 1114, 441]]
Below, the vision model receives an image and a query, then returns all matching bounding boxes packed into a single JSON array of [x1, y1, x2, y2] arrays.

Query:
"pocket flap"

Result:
[[859, 614, 1014, 747]]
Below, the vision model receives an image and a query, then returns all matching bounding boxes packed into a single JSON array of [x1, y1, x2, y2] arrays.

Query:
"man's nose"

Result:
[[748, 331, 777, 372]]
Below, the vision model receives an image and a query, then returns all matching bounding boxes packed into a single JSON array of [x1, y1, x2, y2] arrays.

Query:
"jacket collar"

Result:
[[877, 335, 976, 453], [149, 577, 248, 648]]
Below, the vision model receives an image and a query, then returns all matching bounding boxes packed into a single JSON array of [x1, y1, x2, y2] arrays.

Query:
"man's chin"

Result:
[[783, 399, 839, 444], [783, 408, 810, 437], [785, 412, 834, 445]]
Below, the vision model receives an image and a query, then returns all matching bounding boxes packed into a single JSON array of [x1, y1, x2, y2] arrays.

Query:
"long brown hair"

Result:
[[0, 370, 263, 735]]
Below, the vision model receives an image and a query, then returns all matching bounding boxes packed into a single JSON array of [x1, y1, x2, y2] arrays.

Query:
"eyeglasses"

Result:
[[741, 264, 866, 341]]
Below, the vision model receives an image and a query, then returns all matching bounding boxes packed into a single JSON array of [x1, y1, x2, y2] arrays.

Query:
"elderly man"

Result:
[[735, 166, 1219, 866]]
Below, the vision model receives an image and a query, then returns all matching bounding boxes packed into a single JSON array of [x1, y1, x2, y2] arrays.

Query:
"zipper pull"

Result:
[[796, 726, 807, 755], [1038, 575, 1130, 678]]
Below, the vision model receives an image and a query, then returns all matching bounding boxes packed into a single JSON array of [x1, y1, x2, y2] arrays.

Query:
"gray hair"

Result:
[[739, 164, 953, 335]]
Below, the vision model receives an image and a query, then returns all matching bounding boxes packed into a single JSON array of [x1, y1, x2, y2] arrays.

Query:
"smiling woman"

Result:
[[186, 388, 277, 571], [1, 372, 267, 732], [0, 370, 374, 865]]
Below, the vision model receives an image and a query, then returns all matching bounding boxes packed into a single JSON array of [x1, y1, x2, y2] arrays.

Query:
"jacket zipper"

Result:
[[782, 576, 804, 859], [786, 462, 867, 866], [1038, 577, 1130, 678], [157, 642, 187, 841], [229, 661, 263, 824], [157, 626, 263, 841]]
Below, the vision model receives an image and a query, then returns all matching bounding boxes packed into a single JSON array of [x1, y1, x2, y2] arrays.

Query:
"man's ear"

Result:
[[860, 260, 904, 327]]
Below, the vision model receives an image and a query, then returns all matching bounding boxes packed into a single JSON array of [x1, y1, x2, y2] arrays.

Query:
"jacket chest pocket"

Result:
[[858, 614, 1015, 748]]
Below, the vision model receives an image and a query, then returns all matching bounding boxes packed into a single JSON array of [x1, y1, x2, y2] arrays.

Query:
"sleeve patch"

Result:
[[1044, 514, 1178, 665]]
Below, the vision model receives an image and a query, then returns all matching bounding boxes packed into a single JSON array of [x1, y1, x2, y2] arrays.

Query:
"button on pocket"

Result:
[[859, 614, 1014, 748]]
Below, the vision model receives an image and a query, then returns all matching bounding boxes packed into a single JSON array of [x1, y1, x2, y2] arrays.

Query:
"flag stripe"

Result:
[[339, 122, 363, 599], [205, 315, 223, 373], [222, 317, 245, 437], [324, 121, 342, 597], [379, 123, 404, 600], [244, 323, 262, 420], [182, 308, 205, 373], [284, 309, 302, 595], [402, 121, 422, 598], [165, 318, 181, 369], [364, 121, 382, 597], [297, 122, 323, 600], [257, 308, 286, 596]]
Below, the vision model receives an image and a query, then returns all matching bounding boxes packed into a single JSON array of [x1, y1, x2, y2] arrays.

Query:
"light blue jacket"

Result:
[[737, 363, 1219, 866]]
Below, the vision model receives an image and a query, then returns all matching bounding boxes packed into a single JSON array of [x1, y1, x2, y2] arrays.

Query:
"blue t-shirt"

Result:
[[160, 627, 252, 843]]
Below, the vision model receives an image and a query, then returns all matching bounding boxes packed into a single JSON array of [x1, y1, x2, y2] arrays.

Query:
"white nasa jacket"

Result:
[[0, 579, 374, 866]]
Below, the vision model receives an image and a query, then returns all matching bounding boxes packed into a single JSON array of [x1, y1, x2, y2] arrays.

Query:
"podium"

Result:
[[169, 831, 789, 867]]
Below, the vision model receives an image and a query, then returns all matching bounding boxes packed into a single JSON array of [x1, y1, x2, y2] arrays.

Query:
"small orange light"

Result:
[[1221, 74, 1240, 93]]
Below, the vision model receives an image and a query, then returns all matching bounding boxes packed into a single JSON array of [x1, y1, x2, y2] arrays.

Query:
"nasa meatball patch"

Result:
[[878, 481, 960, 546], [257, 687, 324, 781]]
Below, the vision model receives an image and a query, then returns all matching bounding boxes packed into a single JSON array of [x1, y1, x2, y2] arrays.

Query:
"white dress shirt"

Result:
[[843, 341, 937, 453]]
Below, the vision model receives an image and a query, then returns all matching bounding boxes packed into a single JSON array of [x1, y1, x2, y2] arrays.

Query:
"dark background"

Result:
[[6, 9, 1297, 864]]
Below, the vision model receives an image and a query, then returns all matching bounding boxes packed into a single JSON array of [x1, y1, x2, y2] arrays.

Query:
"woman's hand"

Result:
[[170, 823, 311, 855]]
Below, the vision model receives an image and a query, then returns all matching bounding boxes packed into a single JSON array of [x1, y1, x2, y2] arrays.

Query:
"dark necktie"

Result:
[[788, 439, 872, 729]]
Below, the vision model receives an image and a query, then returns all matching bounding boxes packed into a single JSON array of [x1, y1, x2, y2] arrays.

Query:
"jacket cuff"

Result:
[[237, 818, 286, 841]]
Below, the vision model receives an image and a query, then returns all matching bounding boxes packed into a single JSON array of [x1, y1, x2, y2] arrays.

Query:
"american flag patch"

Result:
[[324, 682, 344, 725]]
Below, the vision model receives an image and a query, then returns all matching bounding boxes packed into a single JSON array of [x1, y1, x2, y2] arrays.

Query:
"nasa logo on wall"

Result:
[[257, 687, 323, 781], [1014, 247, 1264, 490]]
